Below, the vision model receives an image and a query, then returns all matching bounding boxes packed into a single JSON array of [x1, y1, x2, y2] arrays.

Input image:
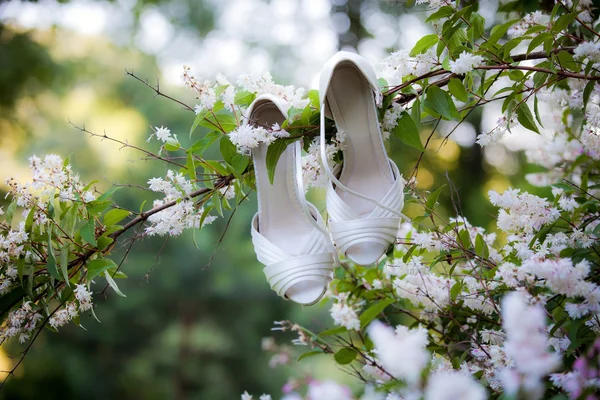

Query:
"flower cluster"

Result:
[[145, 170, 216, 236], [329, 292, 363, 331], [228, 122, 289, 155], [301, 130, 346, 190], [507, 11, 550, 38], [449, 51, 484, 75], [415, 0, 455, 10], [500, 292, 561, 398], [0, 301, 43, 345], [378, 49, 438, 81], [237, 72, 309, 111], [5, 154, 95, 226]]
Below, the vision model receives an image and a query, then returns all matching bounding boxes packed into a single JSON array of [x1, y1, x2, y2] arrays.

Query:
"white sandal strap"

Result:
[[322, 127, 406, 256], [250, 213, 334, 298], [264, 253, 335, 297], [319, 104, 409, 221], [329, 217, 400, 255]]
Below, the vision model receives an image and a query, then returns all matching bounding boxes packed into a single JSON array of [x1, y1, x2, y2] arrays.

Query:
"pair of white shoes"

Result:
[[248, 52, 406, 305]]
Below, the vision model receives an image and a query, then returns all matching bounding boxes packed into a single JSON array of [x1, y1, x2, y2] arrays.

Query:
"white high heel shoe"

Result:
[[248, 94, 335, 305], [319, 51, 407, 265]]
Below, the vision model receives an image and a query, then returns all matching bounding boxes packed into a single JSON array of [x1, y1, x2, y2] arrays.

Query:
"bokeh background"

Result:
[[0, 0, 553, 398]]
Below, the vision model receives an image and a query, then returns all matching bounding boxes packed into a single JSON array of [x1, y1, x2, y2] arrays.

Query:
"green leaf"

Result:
[[211, 192, 223, 217], [458, 229, 471, 248], [503, 38, 524, 59], [164, 137, 181, 152], [46, 229, 62, 281], [334, 348, 357, 365], [488, 19, 519, 46], [86, 199, 112, 217], [234, 90, 256, 107], [5, 202, 16, 226], [24, 207, 35, 233], [424, 86, 460, 120], [266, 139, 290, 185], [410, 34, 439, 56], [475, 234, 489, 258], [190, 131, 222, 155], [103, 270, 126, 297], [298, 350, 323, 362], [527, 32, 552, 54], [508, 70, 524, 81], [584, 80, 595, 108], [230, 154, 250, 176], [360, 298, 395, 328], [200, 112, 237, 133], [97, 186, 121, 202], [552, 11, 578, 35], [308, 89, 319, 108], [204, 160, 229, 176], [425, 184, 446, 213], [426, 6, 454, 22], [516, 103, 540, 134], [139, 200, 147, 214], [60, 244, 70, 284], [108, 268, 127, 279], [220, 135, 238, 164], [450, 281, 463, 301], [86, 258, 118, 281], [17, 256, 29, 286], [533, 96, 543, 127], [411, 97, 421, 127], [393, 112, 423, 151], [47, 200, 55, 219], [97, 236, 114, 251], [533, 72, 548, 89], [318, 326, 347, 337], [557, 50, 578, 71], [103, 209, 131, 227], [185, 152, 197, 181], [448, 78, 468, 102], [194, 204, 210, 228], [469, 14, 485, 41], [190, 108, 209, 137], [81, 219, 97, 247]]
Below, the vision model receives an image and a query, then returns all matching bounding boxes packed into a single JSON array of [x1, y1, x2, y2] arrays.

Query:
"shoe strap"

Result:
[[251, 212, 332, 264], [319, 104, 409, 221], [251, 213, 335, 299], [264, 253, 335, 298], [328, 217, 400, 255]]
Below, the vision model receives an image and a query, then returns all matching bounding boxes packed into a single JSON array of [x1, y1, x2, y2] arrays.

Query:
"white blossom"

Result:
[[507, 12, 550, 39], [330, 293, 362, 331], [367, 321, 429, 384], [449, 51, 484, 74], [574, 41, 600, 63], [415, 0, 455, 10], [241, 391, 253, 400], [307, 380, 352, 400], [501, 292, 560, 397], [154, 126, 172, 143], [228, 124, 273, 155], [74, 284, 93, 311], [424, 372, 486, 400]]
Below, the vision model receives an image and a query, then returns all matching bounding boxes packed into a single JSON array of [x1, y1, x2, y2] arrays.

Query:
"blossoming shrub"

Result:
[[2, 0, 600, 398]]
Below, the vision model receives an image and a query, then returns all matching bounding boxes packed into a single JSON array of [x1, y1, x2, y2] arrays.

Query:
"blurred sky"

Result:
[[0, 0, 433, 88]]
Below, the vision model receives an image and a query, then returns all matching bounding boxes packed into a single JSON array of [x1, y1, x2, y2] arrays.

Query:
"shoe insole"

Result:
[[252, 103, 314, 256], [327, 64, 394, 216]]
